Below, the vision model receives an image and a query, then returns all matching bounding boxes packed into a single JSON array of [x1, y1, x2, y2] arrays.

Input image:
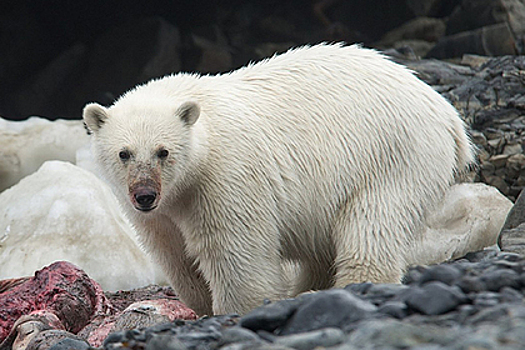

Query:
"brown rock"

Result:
[[501, 0, 525, 46], [489, 154, 509, 168], [507, 153, 525, 170], [503, 143, 523, 155], [446, 0, 512, 35], [427, 23, 517, 59], [22, 330, 86, 350], [191, 31, 233, 74], [470, 130, 487, 147], [379, 17, 446, 47], [480, 160, 495, 176], [499, 224, 525, 255], [484, 175, 510, 195], [487, 138, 503, 150], [460, 54, 491, 69], [406, 0, 443, 16]]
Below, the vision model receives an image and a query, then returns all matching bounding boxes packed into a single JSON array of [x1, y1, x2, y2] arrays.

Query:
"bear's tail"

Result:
[[452, 117, 477, 182]]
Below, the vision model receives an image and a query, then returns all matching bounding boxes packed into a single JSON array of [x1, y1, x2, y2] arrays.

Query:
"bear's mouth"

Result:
[[136, 205, 158, 212]]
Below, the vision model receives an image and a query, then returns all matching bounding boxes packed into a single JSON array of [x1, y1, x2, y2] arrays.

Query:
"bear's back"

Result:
[[115, 44, 472, 235]]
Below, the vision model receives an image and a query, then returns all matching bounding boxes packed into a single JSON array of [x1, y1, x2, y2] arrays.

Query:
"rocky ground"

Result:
[[4, 250, 525, 350], [103, 249, 525, 350]]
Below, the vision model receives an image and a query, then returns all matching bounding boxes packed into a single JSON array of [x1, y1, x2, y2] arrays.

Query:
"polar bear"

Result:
[[83, 43, 474, 316]]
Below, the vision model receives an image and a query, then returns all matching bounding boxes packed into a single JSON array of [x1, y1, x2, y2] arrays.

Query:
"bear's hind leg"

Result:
[[331, 200, 407, 286], [293, 256, 335, 295]]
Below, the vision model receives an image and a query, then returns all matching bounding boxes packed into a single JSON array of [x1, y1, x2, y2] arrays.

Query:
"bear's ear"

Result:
[[176, 101, 200, 126], [83, 103, 109, 134]]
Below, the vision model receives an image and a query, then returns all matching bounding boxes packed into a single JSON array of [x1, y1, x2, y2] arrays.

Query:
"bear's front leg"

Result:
[[195, 228, 287, 315], [138, 215, 213, 316]]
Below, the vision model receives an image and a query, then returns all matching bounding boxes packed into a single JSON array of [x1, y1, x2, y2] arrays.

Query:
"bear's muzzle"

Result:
[[129, 181, 161, 212]]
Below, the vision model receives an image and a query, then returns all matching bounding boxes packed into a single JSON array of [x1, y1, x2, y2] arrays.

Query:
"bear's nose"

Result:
[[134, 189, 157, 210]]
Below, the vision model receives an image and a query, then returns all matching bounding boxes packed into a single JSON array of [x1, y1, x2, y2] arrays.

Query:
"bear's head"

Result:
[[82, 100, 201, 213]]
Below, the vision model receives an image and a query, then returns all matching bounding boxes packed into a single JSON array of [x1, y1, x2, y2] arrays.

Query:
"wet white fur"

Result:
[[84, 43, 474, 315]]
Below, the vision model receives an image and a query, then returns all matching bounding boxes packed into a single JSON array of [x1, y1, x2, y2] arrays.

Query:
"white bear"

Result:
[[83, 43, 474, 316]]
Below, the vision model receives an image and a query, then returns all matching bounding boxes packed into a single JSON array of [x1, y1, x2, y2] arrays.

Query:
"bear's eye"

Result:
[[157, 149, 169, 160], [119, 150, 131, 162]]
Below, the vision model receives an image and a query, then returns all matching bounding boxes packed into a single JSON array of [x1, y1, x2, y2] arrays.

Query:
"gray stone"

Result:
[[145, 334, 188, 350], [240, 298, 302, 333], [452, 334, 499, 350], [480, 269, 521, 291], [427, 23, 517, 59], [473, 291, 501, 307], [273, 328, 344, 350], [457, 276, 487, 293], [490, 154, 510, 168], [24, 330, 88, 350], [348, 319, 459, 349], [402, 59, 474, 86], [499, 223, 525, 255], [501, 188, 525, 229], [461, 54, 492, 69], [48, 338, 90, 350], [418, 265, 462, 286], [280, 289, 377, 335], [404, 282, 467, 315], [406, 0, 443, 16], [446, 0, 515, 36], [378, 17, 446, 47], [347, 283, 409, 306], [503, 143, 523, 155], [500, 287, 523, 303], [217, 327, 260, 347], [484, 175, 510, 196], [502, 0, 525, 52], [377, 301, 408, 319], [220, 343, 294, 350]]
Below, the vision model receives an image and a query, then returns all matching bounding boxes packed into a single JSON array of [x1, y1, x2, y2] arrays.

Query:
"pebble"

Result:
[[239, 298, 301, 333], [403, 281, 467, 315], [480, 269, 521, 291], [216, 327, 260, 347], [144, 334, 187, 350], [273, 327, 344, 350], [417, 264, 462, 286], [48, 337, 91, 350], [277, 289, 377, 335]]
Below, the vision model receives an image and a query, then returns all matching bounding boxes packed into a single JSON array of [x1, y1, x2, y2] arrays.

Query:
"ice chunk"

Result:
[[408, 182, 513, 266], [0, 117, 90, 192], [0, 160, 164, 291]]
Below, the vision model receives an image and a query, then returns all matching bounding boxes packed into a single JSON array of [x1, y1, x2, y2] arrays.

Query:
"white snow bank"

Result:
[[0, 160, 164, 290], [0, 117, 90, 192]]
